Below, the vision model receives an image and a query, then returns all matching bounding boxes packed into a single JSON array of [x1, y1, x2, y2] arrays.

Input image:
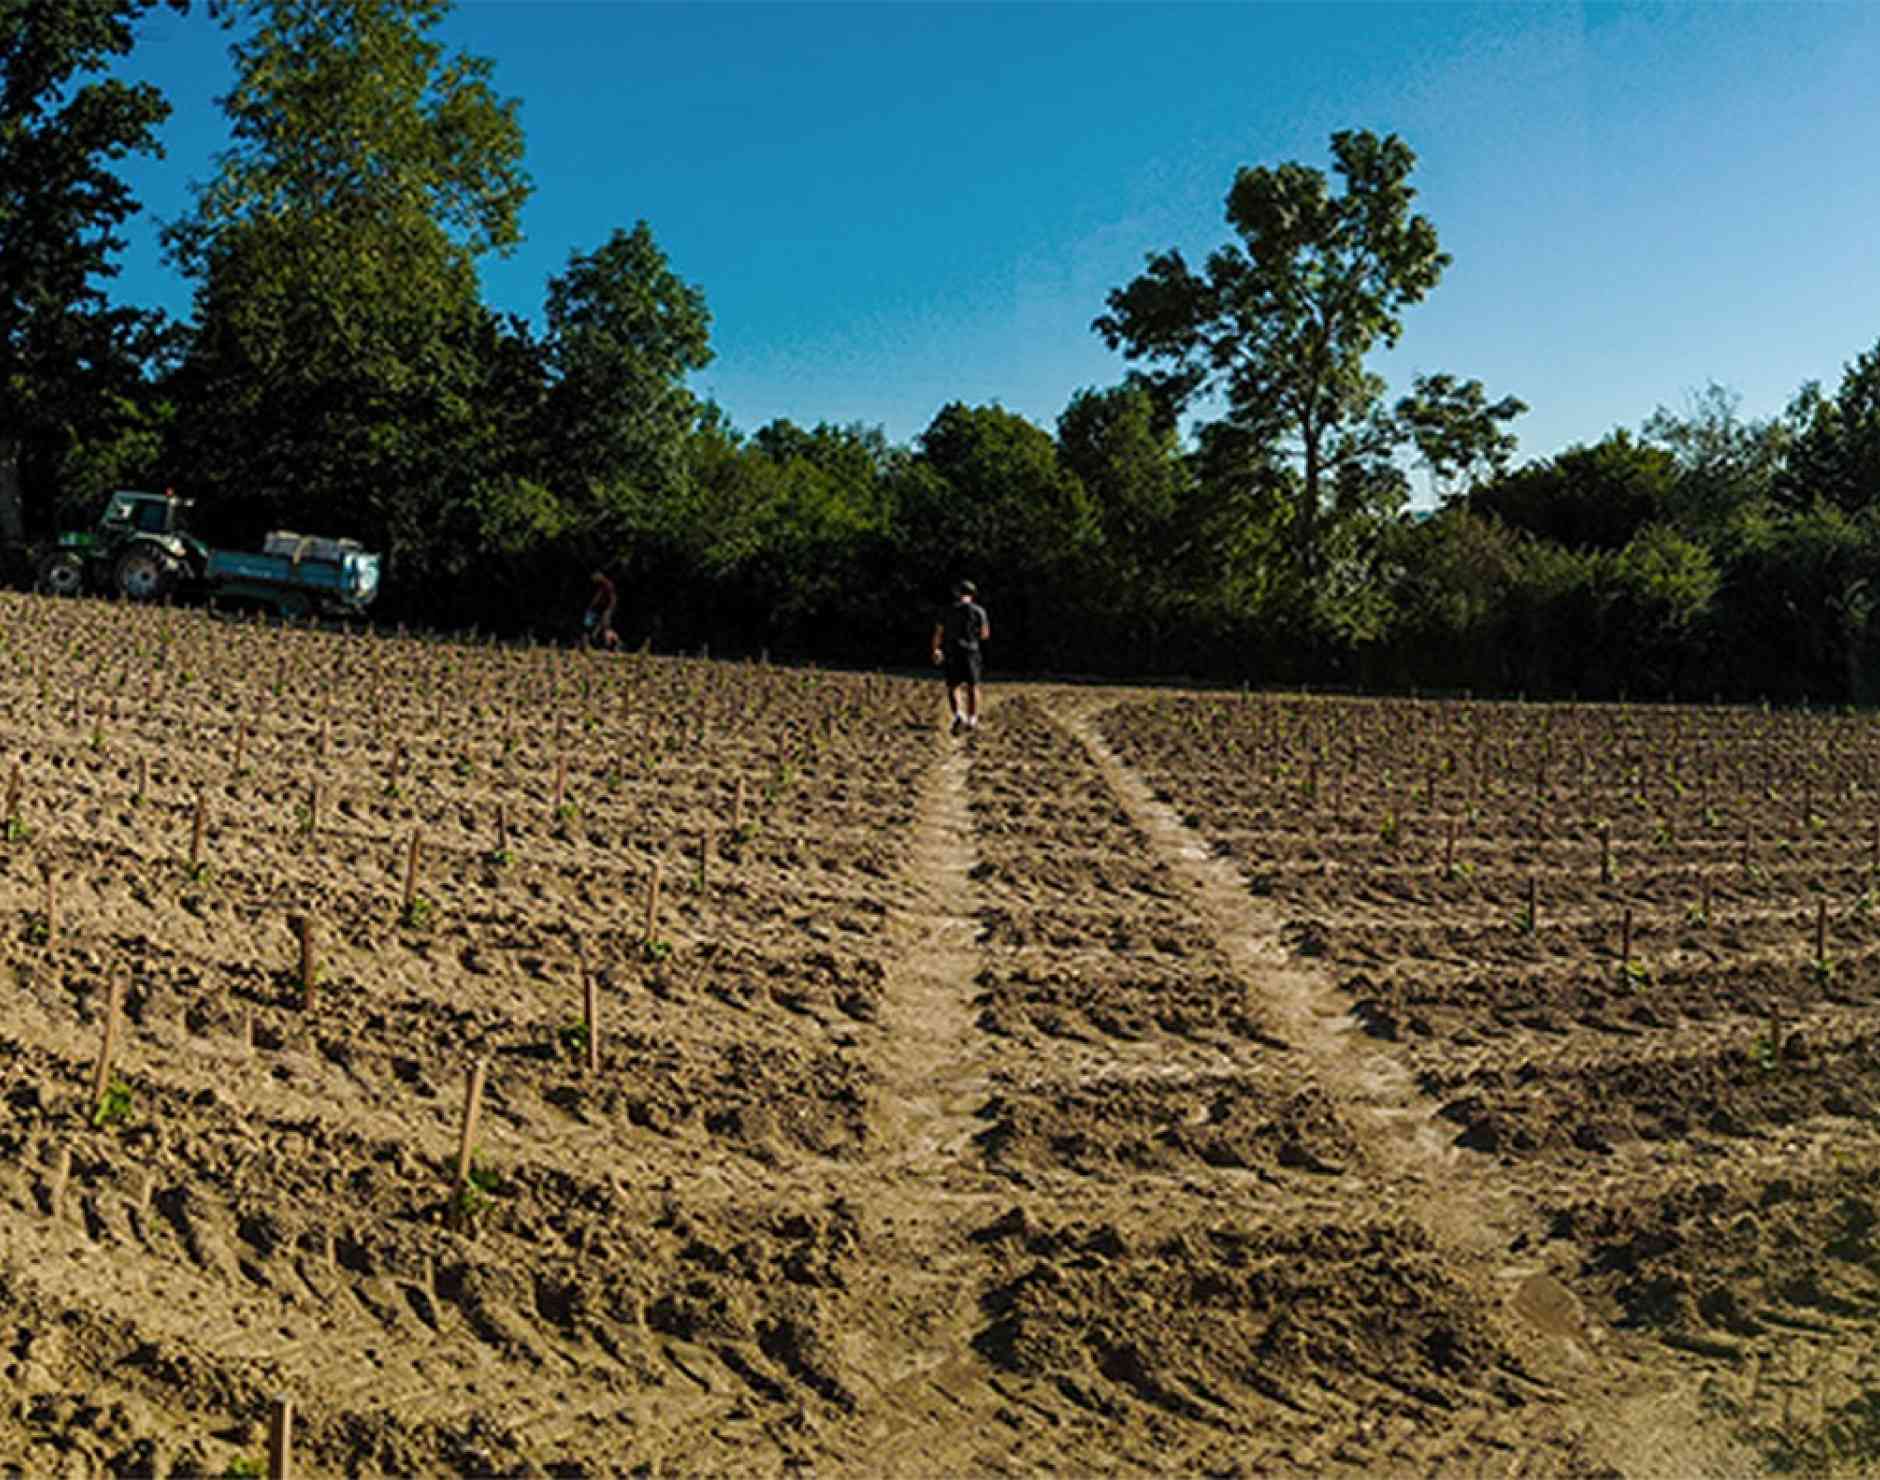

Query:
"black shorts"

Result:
[[944, 650, 982, 687]]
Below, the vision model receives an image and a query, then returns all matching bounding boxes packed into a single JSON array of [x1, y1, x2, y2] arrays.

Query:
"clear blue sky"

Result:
[[108, 1, 1880, 501]]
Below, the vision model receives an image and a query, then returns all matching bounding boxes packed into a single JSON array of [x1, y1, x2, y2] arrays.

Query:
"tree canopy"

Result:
[[0, 0, 183, 539], [1094, 129, 1453, 581]]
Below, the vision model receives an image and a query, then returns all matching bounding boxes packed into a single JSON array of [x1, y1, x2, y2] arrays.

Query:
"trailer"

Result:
[[35, 491, 381, 618]]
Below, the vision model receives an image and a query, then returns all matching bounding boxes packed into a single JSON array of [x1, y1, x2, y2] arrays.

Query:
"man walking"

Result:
[[931, 580, 990, 734]]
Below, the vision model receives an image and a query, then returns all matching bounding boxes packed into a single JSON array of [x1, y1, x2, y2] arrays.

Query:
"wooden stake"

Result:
[[188, 790, 207, 871], [733, 776, 746, 833], [1621, 907, 1634, 969], [644, 861, 663, 943], [496, 803, 509, 855], [48, 1143, 71, 1219], [552, 754, 567, 813], [578, 940, 600, 1075], [297, 915, 318, 1011], [268, 1394, 293, 1480], [453, 1058, 487, 1191], [90, 978, 122, 1114], [242, 1005, 254, 1055], [1814, 899, 1827, 963], [401, 830, 422, 914]]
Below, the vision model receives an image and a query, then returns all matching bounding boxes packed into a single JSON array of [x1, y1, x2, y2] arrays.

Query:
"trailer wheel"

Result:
[[36, 551, 87, 597], [114, 545, 177, 602]]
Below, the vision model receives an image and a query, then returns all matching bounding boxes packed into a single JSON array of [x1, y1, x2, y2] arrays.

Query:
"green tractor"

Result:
[[34, 489, 382, 617], [36, 490, 204, 602]]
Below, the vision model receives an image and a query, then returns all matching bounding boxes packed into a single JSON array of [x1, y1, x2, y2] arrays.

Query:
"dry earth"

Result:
[[0, 590, 1874, 1476]]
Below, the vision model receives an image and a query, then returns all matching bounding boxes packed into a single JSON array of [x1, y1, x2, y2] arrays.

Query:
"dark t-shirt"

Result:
[[942, 600, 987, 653], [590, 576, 616, 613]]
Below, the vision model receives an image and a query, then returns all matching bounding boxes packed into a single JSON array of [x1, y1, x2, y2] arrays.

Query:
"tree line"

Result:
[[6, 0, 1880, 703]]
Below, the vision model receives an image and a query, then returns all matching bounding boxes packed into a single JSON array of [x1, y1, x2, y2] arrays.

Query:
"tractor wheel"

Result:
[[114, 545, 178, 602], [36, 551, 86, 597]]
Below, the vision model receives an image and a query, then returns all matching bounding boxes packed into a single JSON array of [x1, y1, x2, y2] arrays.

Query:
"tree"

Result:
[[1094, 129, 1450, 582], [541, 221, 713, 519], [1777, 340, 1880, 518], [163, 0, 531, 607], [1468, 431, 1677, 552], [1397, 372, 1527, 500], [0, 0, 183, 541], [1640, 381, 1786, 538], [896, 403, 1097, 669]]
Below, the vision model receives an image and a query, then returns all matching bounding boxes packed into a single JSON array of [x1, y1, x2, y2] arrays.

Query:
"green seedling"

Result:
[[557, 1021, 590, 1058], [485, 847, 512, 869], [1618, 959, 1654, 992], [449, 1179, 488, 1225], [1806, 956, 1837, 989], [401, 895, 436, 931], [223, 1457, 265, 1480], [24, 916, 49, 946], [1378, 812, 1402, 848], [1, 818, 32, 844], [640, 937, 672, 962], [554, 802, 579, 825], [184, 861, 211, 884], [454, 756, 474, 779], [92, 1078, 133, 1128], [1446, 859, 1476, 882]]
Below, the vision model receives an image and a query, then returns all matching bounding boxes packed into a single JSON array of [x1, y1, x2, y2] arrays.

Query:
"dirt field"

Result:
[[1, 590, 1875, 1477]]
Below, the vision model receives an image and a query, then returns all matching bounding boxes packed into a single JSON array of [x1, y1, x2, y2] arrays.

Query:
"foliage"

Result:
[[1465, 431, 1677, 551], [0, 0, 184, 535], [1777, 339, 1880, 518], [897, 402, 1098, 669], [162, 0, 532, 615], [541, 221, 713, 515], [1395, 373, 1528, 499], [1094, 129, 1451, 584], [1641, 381, 1786, 538]]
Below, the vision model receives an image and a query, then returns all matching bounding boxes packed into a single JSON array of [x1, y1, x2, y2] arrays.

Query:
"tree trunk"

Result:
[[1298, 434, 1320, 584], [0, 441, 25, 546]]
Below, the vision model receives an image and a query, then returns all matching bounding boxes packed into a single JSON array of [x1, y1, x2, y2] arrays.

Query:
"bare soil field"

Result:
[[0, 591, 1874, 1476]]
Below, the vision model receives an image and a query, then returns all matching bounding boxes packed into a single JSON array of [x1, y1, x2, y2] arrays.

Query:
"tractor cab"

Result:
[[100, 490, 192, 537]]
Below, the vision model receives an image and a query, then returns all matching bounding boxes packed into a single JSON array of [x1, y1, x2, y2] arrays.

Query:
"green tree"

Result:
[[1468, 431, 1677, 552], [1396, 372, 1527, 499], [897, 403, 1096, 669], [1777, 340, 1880, 518], [1, 0, 183, 542], [163, 0, 530, 608], [1093, 129, 1449, 582], [1641, 381, 1786, 539], [541, 221, 713, 519]]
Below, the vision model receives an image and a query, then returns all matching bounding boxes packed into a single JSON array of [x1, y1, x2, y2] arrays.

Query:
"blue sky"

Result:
[[108, 2, 1880, 502]]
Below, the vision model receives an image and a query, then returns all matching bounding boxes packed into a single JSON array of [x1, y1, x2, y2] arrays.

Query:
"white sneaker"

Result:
[[966, 716, 979, 731]]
